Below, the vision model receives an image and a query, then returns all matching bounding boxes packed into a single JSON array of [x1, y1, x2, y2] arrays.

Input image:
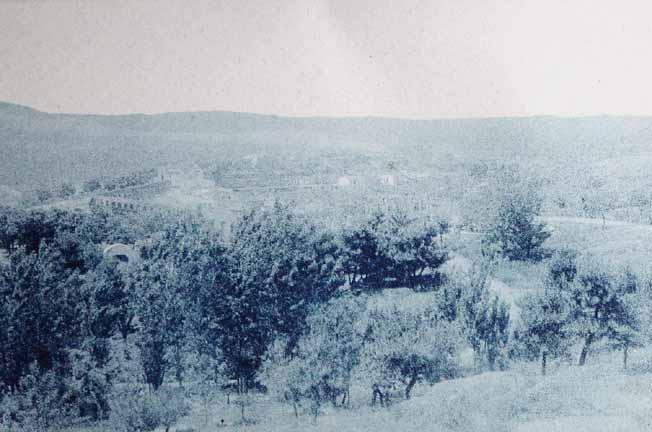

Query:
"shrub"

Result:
[[66, 348, 112, 420], [107, 386, 189, 432], [0, 365, 73, 431]]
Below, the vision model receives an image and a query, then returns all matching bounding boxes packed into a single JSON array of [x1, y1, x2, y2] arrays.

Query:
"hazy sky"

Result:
[[2, 0, 651, 118]]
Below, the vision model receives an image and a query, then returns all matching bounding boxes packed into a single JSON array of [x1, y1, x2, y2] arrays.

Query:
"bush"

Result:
[[0, 365, 73, 431], [107, 386, 189, 432]]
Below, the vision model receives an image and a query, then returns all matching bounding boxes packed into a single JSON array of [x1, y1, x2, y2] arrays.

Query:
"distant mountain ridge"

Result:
[[2, 101, 652, 191]]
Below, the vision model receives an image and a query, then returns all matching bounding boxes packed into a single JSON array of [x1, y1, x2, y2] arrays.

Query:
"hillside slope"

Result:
[[164, 348, 652, 432], [3, 101, 652, 191]]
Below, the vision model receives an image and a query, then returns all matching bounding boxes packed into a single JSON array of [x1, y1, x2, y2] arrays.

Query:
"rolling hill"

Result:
[[3, 101, 652, 193]]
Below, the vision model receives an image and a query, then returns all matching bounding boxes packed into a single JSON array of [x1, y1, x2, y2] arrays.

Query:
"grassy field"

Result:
[[83, 347, 647, 432], [544, 216, 652, 273]]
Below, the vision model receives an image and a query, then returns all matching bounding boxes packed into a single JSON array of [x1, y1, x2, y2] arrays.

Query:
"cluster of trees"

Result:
[[0, 216, 133, 427], [1, 189, 646, 429], [33, 183, 77, 203], [260, 263, 512, 417], [514, 250, 642, 374], [100, 168, 159, 192], [0, 202, 453, 428], [341, 211, 449, 289], [25, 167, 160, 206]]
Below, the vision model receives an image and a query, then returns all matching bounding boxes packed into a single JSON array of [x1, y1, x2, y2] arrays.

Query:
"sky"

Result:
[[1, 0, 652, 118]]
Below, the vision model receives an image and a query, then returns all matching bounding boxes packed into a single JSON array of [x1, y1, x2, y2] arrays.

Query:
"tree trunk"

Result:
[[541, 351, 547, 376], [623, 344, 629, 370], [405, 373, 418, 399], [578, 333, 594, 366], [372, 385, 384, 407]]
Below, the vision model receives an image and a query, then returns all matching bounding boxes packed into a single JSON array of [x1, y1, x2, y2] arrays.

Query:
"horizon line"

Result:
[[2, 99, 652, 122]]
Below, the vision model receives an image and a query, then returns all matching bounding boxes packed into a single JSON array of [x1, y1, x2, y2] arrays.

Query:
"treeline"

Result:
[[26, 169, 160, 205], [90, 168, 159, 192]]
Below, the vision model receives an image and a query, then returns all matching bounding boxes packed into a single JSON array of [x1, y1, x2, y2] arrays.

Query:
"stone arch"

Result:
[[103, 243, 139, 265]]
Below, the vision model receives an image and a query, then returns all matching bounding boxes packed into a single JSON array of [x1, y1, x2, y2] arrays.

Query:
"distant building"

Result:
[[379, 174, 397, 186], [337, 176, 352, 187]]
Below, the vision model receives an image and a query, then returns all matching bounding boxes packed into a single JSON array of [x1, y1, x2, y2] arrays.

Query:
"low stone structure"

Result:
[[102, 243, 139, 265]]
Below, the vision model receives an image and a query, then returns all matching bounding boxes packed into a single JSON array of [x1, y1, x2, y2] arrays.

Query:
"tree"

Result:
[[356, 307, 461, 404], [517, 288, 570, 375], [377, 211, 449, 289], [82, 179, 102, 193], [214, 203, 342, 390], [568, 261, 640, 366], [457, 263, 510, 371], [341, 212, 390, 287], [259, 295, 365, 418], [80, 261, 133, 362], [342, 210, 449, 290], [607, 279, 641, 370], [0, 208, 66, 253], [129, 260, 186, 390], [35, 188, 53, 203], [548, 249, 578, 288], [483, 185, 550, 262], [58, 183, 76, 199], [513, 250, 576, 374]]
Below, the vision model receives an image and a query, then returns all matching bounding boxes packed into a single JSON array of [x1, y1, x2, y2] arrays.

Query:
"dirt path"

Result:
[[445, 254, 523, 315], [542, 215, 652, 230]]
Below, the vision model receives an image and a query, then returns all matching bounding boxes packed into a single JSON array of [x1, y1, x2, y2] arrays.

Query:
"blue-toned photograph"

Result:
[[1, 1, 651, 431]]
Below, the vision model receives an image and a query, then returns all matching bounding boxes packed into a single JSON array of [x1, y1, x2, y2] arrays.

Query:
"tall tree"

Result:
[[215, 203, 342, 389], [0, 243, 85, 388], [129, 259, 186, 390], [341, 212, 389, 287]]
